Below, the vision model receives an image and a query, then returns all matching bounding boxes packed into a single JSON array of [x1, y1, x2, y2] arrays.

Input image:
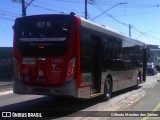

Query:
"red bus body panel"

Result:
[[21, 57, 67, 87], [13, 14, 81, 87]]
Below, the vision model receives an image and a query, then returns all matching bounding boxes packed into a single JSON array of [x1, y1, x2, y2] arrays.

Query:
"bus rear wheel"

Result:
[[102, 77, 112, 101]]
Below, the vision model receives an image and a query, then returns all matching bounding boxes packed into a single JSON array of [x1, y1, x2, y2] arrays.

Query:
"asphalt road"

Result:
[[0, 73, 160, 120]]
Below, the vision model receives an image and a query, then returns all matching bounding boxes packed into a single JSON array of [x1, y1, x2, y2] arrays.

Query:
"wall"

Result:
[[0, 47, 13, 79]]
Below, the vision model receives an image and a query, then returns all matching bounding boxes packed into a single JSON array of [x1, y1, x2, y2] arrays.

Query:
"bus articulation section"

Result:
[[13, 13, 147, 101]]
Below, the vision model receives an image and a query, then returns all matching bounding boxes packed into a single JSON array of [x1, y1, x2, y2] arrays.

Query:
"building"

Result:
[[0, 47, 13, 79]]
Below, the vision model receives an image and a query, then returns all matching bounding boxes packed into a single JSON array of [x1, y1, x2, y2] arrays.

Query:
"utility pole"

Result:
[[85, 0, 87, 19], [129, 24, 132, 37], [22, 0, 26, 17], [12, 0, 34, 17]]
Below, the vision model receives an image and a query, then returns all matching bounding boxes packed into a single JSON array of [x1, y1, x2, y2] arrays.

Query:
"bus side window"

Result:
[[102, 37, 112, 69], [107, 37, 123, 69], [80, 27, 92, 73]]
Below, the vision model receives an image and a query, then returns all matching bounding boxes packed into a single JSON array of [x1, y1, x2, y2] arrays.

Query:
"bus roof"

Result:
[[79, 16, 145, 46]]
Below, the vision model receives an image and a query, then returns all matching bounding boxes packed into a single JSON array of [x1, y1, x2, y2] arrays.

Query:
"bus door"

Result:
[[91, 35, 102, 94]]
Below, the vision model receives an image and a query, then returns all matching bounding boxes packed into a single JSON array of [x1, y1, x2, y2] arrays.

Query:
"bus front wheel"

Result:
[[102, 77, 112, 101]]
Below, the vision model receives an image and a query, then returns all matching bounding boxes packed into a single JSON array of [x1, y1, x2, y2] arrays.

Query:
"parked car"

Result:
[[147, 63, 157, 75], [155, 63, 160, 71]]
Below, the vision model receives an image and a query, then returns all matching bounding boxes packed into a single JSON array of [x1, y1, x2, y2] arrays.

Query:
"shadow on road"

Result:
[[0, 86, 141, 119], [112, 85, 142, 98]]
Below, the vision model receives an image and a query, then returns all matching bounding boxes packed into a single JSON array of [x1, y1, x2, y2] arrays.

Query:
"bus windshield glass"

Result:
[[15, 15, 70, 56]]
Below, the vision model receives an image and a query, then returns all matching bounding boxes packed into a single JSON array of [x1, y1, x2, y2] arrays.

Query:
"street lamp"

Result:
[[91, 2, 127, 21]]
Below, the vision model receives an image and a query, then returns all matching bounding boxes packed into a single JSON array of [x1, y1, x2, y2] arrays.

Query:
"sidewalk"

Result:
[[0, 78, 12, 87], [108, 83, 160, 120]]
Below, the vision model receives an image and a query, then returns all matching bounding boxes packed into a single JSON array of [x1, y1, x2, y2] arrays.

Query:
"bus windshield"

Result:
[[15, 15, 70, 57]]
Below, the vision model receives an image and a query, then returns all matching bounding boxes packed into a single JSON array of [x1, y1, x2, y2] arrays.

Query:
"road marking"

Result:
[[142, 102, 160, 120], [0, 90, 13, 96]]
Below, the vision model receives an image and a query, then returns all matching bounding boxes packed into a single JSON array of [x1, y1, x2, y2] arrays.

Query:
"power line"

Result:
[[13, 0, 65, 16], [0, 13, 18, 18], [92, 2, 160, 40], [30, 3, 64, 13], [32, 0, 90, 17], [35, 0, 80, 13], [0, 10, 20, 16], [91, 0, 159, 7], [91, 2, 127, 21], [46, 0, 83, 3], [92, 2, 128, 26], [0, 16, 15, 21]]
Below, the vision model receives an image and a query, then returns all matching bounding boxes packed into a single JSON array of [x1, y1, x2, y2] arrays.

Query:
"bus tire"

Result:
[[102, 77, 112, 101]]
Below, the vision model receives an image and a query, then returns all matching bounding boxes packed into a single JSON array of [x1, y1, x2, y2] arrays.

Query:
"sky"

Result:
[[1, 0, 160, 47]]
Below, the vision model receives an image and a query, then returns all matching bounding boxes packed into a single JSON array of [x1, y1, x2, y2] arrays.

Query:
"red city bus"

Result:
[[13, 13, 147, 100]]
